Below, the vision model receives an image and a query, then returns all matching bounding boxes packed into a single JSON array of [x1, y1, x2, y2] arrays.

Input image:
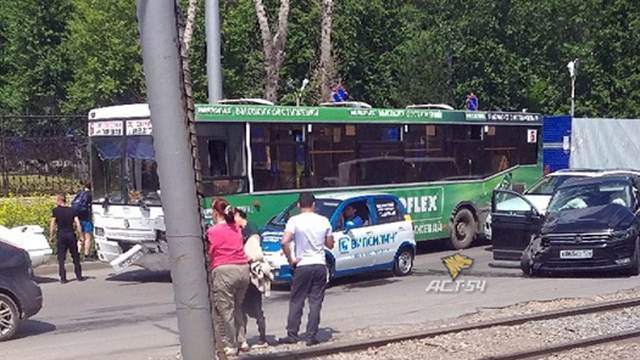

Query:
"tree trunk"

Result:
[[182, 0, 199, 54], [318, 0, 334, 102], [254, 0, 290, 102]]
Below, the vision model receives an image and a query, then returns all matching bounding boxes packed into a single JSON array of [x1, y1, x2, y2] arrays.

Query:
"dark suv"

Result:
[[493, 174, 640, 276], [0, 240, 43, 341]]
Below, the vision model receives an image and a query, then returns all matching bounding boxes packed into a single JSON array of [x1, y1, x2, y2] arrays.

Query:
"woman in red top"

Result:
[[208, 198, 250, 356]]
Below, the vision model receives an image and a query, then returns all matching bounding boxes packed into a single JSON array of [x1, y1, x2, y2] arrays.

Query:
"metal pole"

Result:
[[136, 2, 215, 360], [0, 116, 7, 197], [570, 76, 576, 118], [205, 0, 223, 102]]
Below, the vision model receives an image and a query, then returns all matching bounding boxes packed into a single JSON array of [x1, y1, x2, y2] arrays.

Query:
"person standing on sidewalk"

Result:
[[207, 198, 250, 357], [49, 194, 84, 284], [279, 192, 334, 346], [235, 209, 271, 349], [72, 182, 93, 259]]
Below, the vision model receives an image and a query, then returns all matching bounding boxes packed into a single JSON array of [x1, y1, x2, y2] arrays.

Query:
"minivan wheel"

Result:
[[394, 249, 414, 276], [0, 293, 19, 341], [449, 209, 476, 250]]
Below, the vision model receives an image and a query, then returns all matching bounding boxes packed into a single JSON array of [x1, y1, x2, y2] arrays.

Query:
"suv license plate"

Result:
[[560, 249, 593, 259]]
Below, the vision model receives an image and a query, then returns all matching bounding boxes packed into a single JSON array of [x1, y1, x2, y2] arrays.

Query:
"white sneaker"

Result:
[[251, 341, 269, 349], [223, 347, 238, 356], [239, 341, 250, 352]]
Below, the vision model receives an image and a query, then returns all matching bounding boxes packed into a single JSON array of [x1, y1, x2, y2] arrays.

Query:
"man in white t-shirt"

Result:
[[279, 192, 334, 346]]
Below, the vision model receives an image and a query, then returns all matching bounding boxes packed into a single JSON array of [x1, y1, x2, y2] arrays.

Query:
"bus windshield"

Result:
[[91, 136, 125, 204], [90, 134, 161, 205], [126, 136, 161, 205]]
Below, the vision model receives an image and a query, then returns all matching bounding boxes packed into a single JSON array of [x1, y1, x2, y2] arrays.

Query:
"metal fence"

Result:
[[0, 115, 88, 197]]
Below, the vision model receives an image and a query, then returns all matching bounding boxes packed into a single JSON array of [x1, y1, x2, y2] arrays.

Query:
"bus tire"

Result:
[[449, 209, 476, 250]]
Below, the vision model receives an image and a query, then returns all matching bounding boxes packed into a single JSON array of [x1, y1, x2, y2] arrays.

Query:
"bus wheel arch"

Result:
[[449, 203, 478, 250]]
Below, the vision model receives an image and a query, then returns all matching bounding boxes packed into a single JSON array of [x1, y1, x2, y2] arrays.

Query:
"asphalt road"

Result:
[[4, 241, 640, 360]]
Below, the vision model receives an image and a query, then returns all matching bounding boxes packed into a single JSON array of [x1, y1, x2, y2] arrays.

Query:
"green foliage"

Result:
[[0, 0, 72, 114], [62, 0, 145, 114], [1, 0, 639, 117], [0, 196, 55, 242], [4, 175, 81, 197]]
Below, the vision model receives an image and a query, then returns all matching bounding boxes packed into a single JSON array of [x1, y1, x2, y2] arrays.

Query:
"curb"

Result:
[[35, 261, 111, 276]]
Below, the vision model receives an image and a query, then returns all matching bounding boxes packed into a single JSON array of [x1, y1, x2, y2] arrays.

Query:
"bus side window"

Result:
[[208, 140, 228, 176]]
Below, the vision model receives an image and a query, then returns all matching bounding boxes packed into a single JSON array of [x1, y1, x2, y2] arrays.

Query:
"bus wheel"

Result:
[[449, 209, 476, 249]]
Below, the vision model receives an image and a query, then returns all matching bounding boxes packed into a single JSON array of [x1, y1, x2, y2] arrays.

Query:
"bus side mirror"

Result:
[[102, 197, 110, 211]]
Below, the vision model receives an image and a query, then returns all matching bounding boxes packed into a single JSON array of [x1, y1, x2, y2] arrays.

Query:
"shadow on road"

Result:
[[14, 319, 57, 340], [415, 236, 491, 256], [336, 274, 400, 289], [33, 275, 59, 284], [106, 270, 172, 283]]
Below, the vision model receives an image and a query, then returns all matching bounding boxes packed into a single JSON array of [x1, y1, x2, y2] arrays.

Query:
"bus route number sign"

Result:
[[89, 121, 124, 137]]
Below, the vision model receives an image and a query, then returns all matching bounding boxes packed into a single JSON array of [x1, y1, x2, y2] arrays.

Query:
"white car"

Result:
[[0, 225, 52, 268], [485, 169, 640, 240], [261, 192, 416, 282]]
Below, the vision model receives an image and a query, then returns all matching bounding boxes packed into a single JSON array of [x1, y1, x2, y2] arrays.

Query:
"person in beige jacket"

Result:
[[235, 210, 273, 350]]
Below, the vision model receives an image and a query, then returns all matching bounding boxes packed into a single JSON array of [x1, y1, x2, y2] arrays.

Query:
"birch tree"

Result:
[[253, 0, 290, 102], [317, 0, 335, 102]]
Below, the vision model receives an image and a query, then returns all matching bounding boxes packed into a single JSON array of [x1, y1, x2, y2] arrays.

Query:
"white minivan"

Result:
[[261, 192, 416, 282]]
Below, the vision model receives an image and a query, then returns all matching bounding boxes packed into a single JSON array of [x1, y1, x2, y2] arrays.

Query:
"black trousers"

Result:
[[56, 232, 82, 281], [242, 283, 266, 341], [286, 264, 327, 339]]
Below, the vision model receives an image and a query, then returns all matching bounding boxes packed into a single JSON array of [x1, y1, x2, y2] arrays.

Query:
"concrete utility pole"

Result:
[[567, 58, 579, 118], [136, 1, 215, 359], [206, 0, 223, 102]]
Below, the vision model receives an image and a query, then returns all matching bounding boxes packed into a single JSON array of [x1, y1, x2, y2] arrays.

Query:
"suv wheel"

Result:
[[0, 293, 19, 341], [394, 248, 414, 276], [449, 209, 476, 249], [630, 237, 640, 276]]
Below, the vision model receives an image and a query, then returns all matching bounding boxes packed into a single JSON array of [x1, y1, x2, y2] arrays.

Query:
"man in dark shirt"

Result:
[[74, 182, 94, 259], [49, 194, 84, 283]]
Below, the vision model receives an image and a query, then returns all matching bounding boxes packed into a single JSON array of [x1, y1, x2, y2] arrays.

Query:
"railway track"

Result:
[[241, 296, 640, 360]]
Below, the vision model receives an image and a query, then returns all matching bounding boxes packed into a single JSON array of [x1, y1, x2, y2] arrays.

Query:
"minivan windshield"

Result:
[[268, 199, 340, 227], [547, 182, 633, 213]]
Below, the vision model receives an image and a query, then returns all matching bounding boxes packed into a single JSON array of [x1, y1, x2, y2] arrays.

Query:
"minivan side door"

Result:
[[370, 196, 413, 267], [332, 199, 376, 272], [491, 190, 544, 261]]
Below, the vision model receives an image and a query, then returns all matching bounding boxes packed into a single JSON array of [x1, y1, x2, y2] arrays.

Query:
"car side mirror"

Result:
[[526, 209, 543, 218], [512, 183, 525, 194]]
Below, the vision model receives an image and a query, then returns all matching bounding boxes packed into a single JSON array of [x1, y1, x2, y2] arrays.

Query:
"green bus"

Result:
[[195, 104, 543, 249]]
